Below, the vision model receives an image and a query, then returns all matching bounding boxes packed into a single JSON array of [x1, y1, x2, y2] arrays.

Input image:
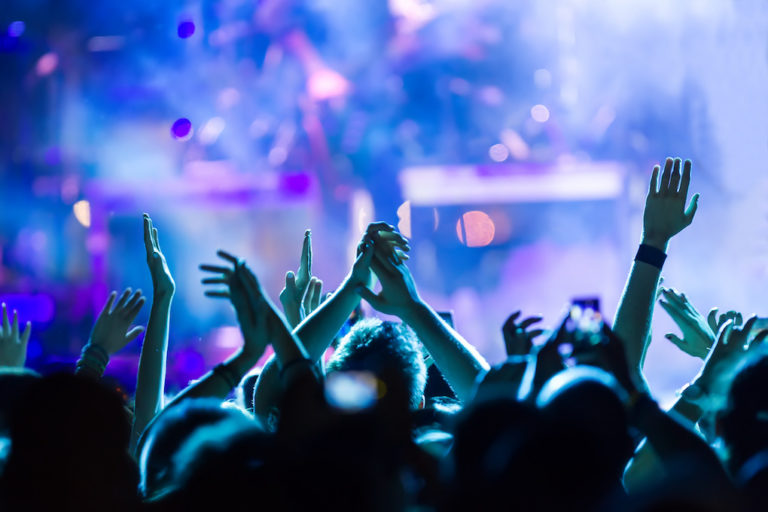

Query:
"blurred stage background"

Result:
[[1, 0, 768, 404]]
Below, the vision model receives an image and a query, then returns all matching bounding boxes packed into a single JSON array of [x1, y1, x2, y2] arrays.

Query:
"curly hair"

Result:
[[326, 318, 427, 410]]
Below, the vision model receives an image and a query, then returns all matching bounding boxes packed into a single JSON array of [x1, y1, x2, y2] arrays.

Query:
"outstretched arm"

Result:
[[614, 158, 699, 379], [357, 241, 489, 402], [131, 215, 175, 452]]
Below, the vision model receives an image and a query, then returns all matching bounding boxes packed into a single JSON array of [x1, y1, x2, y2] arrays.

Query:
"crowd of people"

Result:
[[1, 157, 767, 511]]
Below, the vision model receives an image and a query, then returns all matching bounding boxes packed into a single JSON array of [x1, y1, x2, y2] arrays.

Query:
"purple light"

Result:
[[8, 21, 25, 38], [177, 20, 195, 39], [171, 118, 192, 139]]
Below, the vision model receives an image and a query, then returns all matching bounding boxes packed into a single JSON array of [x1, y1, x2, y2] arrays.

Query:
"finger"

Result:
[[204, 290, 231, 299], [661, 288, 685, 307], [125, 326, 145, 343], [302, 277, 317, 311], [659, 300, 683, 321], [100, 292, 117, 318], [20, 321, 31, 345], [717, 320, 734, 346], [311, 279, 322, 311], [356, 286, 386, 311], [284, 271, 297, 295], [527, 329, 545, 339], [355, 241, 375, 272], [741, 315, 758, 339], [707, 308, 719, 333], [750, 329, 768, 349], [649, 165, 660, 196], [678, 159, 692, 198], [734, 312, 744, 327], [200, 264, 233, 275], [684, 193, 699, 225], [123, 290, 143, 313], [660, 157, 673, 194], [378, 231, 411, 249], [201, 277, 229, 285], [669, 158, 682, 192], [11, 310, 19, 339], [365, 222, 395, 235], [126, 296, 146, 321], [152, 227, 160, 252], [664, 333, 685, 349], [143, 215, 154, 256], [503, 311, 522, 331], [519, 317, 543, 329], [114, 289, 133, 311], [1, 303, 8, 336], [298, 230, 312, 283], [217, 250, 240, 265]]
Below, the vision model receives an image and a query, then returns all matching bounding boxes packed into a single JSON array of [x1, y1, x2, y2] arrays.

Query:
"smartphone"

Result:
[[571, 296, 601, 315]]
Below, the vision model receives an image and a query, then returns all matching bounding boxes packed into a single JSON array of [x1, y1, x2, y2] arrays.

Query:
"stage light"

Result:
[[177, 20, 195, 39], [488, 143, 509, 162], [8, 21, 25, 38], [171, 118, 193, 140], [35, 52, 59, 76], [456, 211, 495, 247], [396, 200, 412, 238], [198, 117, 226, 145], [268, 146, 287, 166], [73, 200, 91, 228], [531, 104, 550, 123]]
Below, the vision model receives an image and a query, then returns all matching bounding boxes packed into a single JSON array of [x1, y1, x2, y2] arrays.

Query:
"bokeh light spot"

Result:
[[531, 104, 550, 123], [456, 211, 495, 247], [73, 200, 91, 228], [177, 20, 196, 39], [171, 118, 193, 140], [488, 143, 509, 162], [8, 21, 25, 38], [397, 200, 412, 238], [35, 52, 59, 76]]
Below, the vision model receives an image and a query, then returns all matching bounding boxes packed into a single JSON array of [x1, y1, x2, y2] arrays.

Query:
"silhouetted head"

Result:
[[537, 367, 634, 482], [720, 353, 768, 475], [0, 373, 138, 511], [326, 318, 427, 410], [138, 398, 253, 500]]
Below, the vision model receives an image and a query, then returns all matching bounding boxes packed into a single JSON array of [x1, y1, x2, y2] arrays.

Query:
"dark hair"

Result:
[[326, 318, 427, 410], [0, 373, 138, 511], [138, 398, 250, 500], [721, 353, 768, 474]]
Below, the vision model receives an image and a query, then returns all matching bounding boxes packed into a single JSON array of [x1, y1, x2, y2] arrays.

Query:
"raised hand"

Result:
[[201, 251, 270, 359], [356, 240, 421, 320], [502, 311, 544, 357], [642, 158, 699, 251], [691, 316, 768, 399], [143, 214, 175, 298], [90, 289, 146, 355], [350, 222, 410, 289], [0, 303, 31, 368], [279, 230, 317, 328], [706, 308, 742, 336], [658, 288, 714, 359]]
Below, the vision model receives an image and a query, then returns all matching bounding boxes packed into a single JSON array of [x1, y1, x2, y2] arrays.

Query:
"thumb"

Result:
[[355, 286, 385, 311], [684, 193, 699, 224], [126, 326, 145, 343], [665, 333, 685, 348]]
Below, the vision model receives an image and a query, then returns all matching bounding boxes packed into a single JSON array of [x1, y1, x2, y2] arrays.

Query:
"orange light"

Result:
[[456, 211, 495, 247]]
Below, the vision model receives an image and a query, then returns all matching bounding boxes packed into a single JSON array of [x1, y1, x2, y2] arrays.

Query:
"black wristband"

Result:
[[213, 363, 238, 389], [635, 244, 667, 270]]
